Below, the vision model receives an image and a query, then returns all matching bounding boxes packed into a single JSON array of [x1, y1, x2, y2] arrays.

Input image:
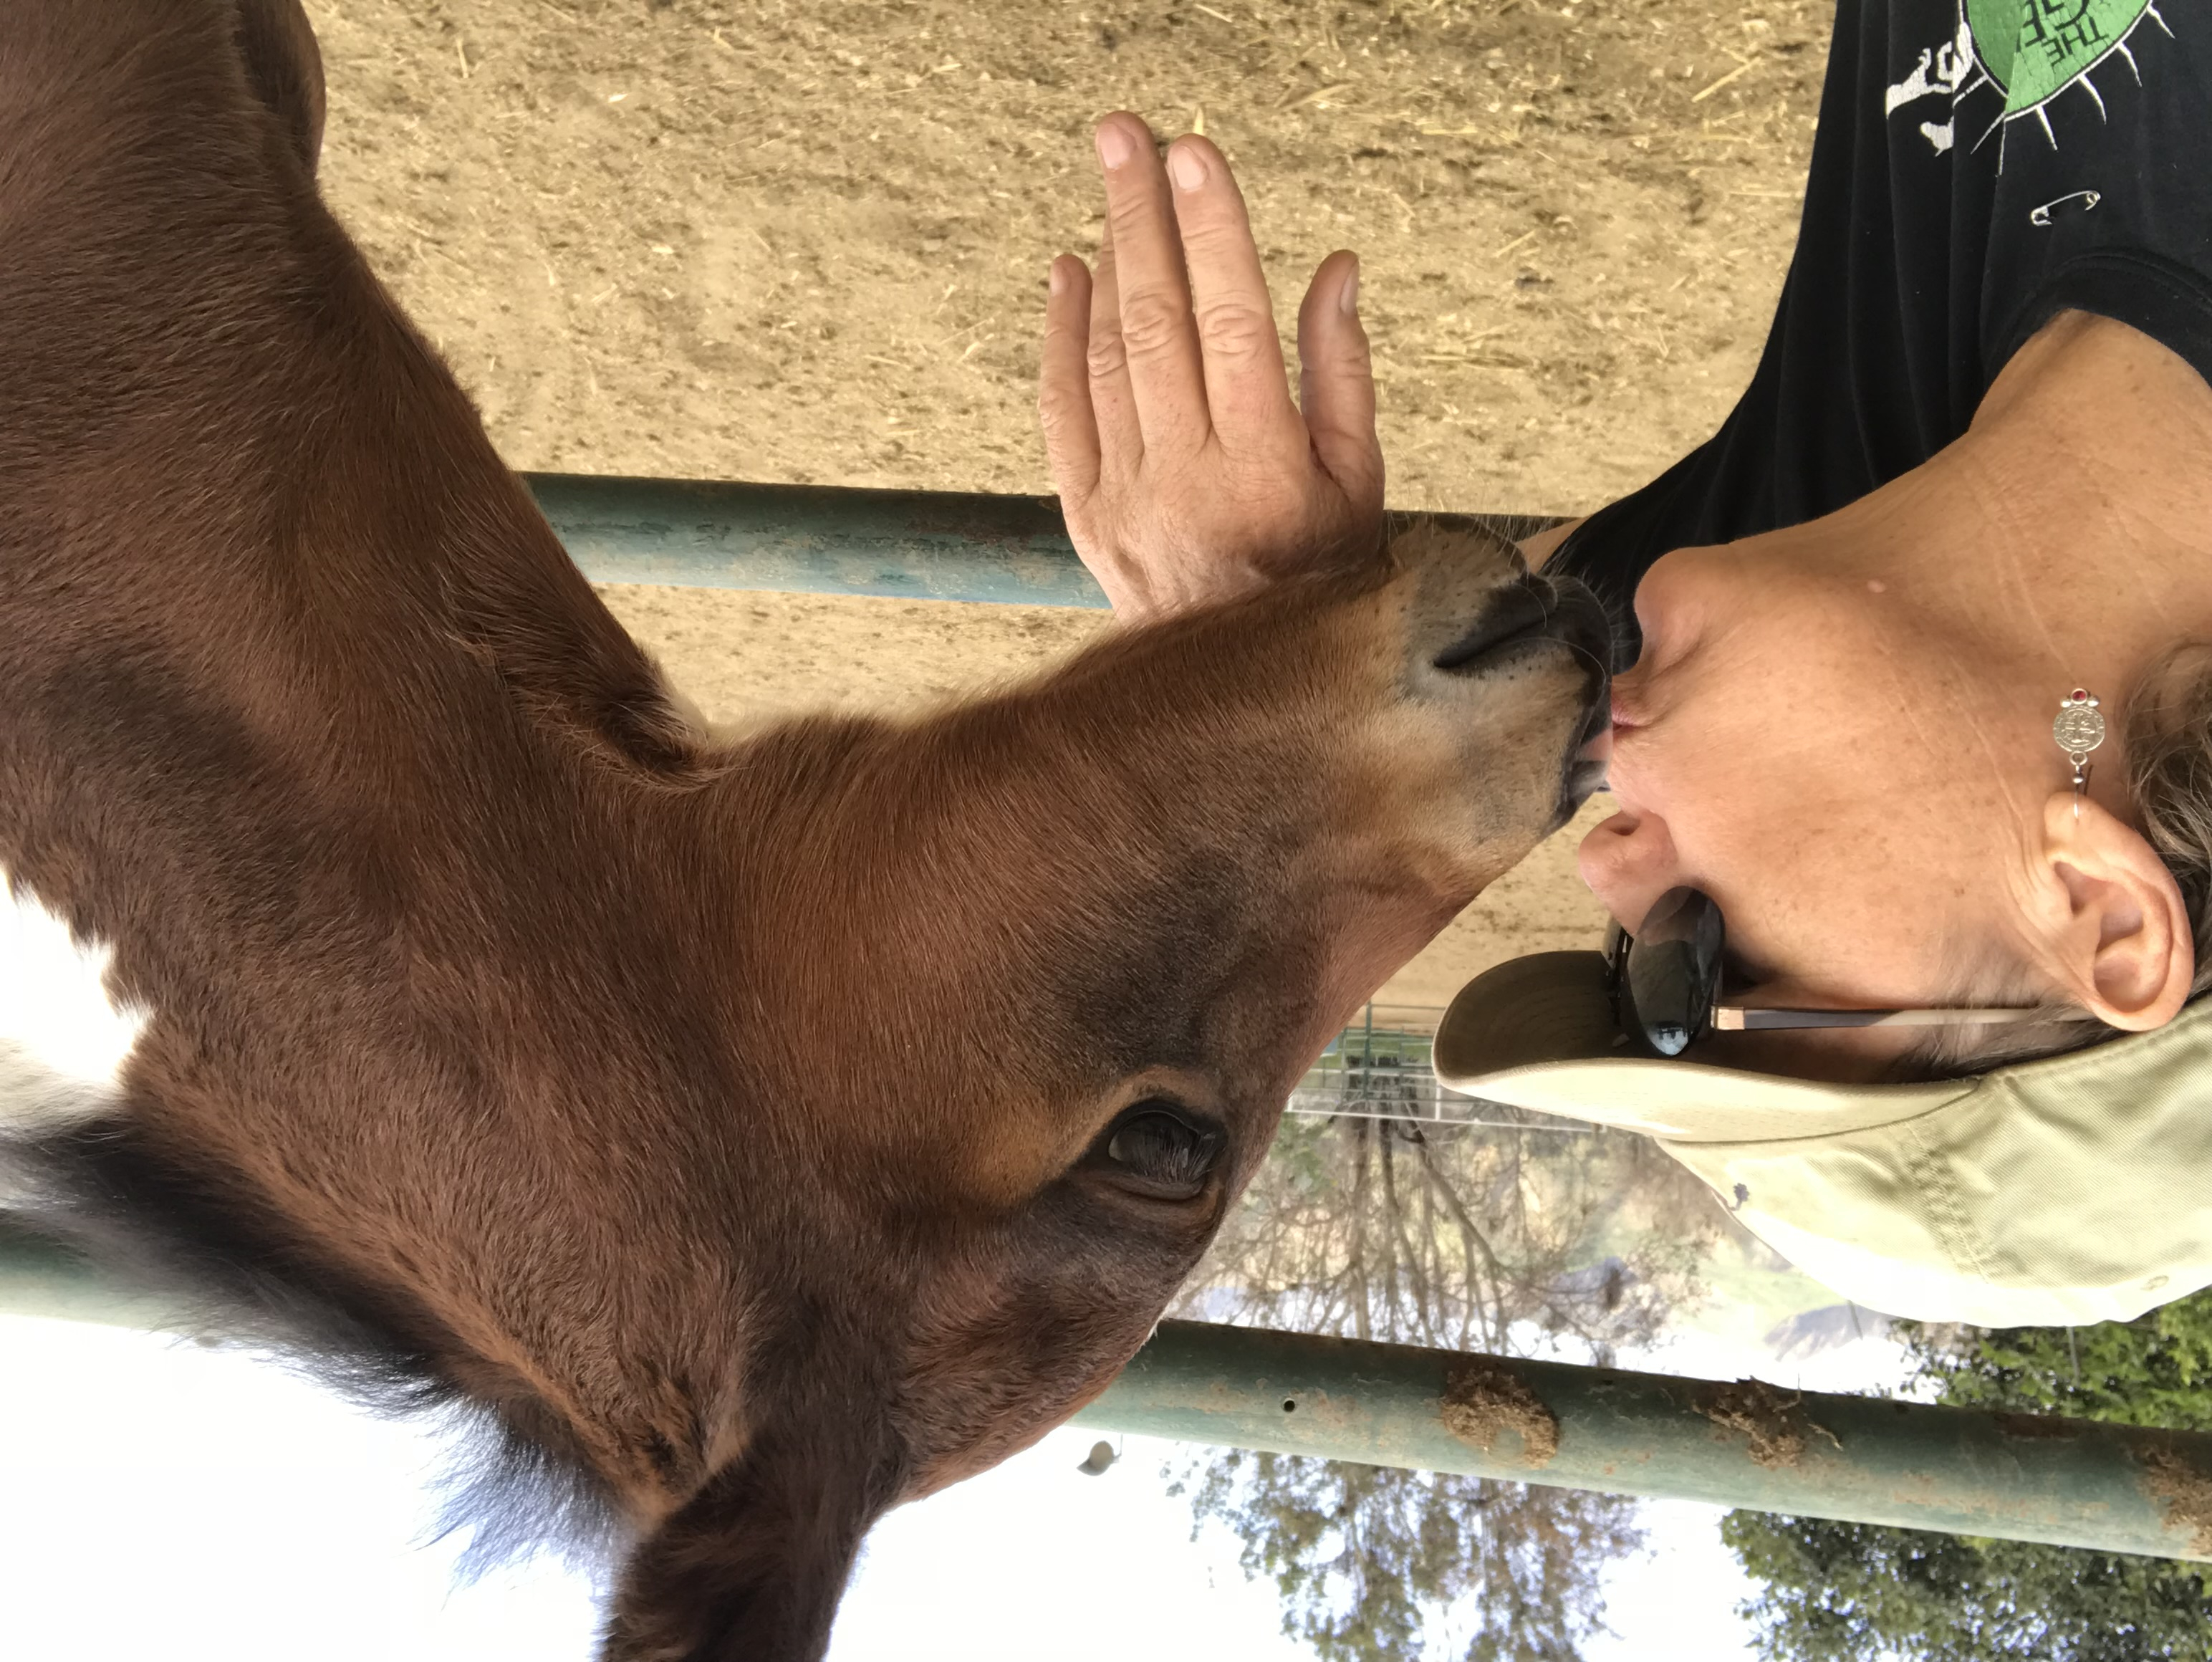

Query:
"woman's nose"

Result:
[[1627, 544, 1721, 679], [1577, 807, 1683, 936]]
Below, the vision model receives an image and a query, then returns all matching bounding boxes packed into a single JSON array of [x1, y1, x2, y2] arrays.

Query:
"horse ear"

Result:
[[229, 0, 326, 173], [599, 1421, 901, 1662]]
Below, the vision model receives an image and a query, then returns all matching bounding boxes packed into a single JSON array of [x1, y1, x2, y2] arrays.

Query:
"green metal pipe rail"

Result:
[[1073, 1321, 2212, 1563], [522, 473, 1112, 607], [10, 1235, 2210, 1562], [6, 471, 2206, 1562], [520, 472, 1542, 608]]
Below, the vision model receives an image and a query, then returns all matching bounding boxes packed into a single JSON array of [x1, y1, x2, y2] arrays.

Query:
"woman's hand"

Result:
[[1039, 113, 1385, 622]]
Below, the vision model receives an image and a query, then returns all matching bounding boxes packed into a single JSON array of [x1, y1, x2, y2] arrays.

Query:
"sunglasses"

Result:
[[1605, 887, 2099, 1057]]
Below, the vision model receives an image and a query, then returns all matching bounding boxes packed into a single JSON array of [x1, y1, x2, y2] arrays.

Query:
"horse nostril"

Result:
[[1432, 580, 1554, 673], [1433, 575, 1614, 678]]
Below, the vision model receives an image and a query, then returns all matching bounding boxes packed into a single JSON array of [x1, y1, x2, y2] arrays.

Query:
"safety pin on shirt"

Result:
[[2029, 189, 2102, 226]]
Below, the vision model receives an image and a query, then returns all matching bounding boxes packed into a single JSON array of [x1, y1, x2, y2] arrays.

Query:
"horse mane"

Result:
[[0, 1114, 628, 1580]]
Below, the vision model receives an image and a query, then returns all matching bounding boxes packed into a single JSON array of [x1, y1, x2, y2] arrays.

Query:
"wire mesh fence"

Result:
[[1287, 1004, 1594, 1133]]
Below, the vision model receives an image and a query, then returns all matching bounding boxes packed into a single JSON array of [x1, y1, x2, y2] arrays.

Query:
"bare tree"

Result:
[[1173, 1451, 1647, 1662], [1176, 1110, 1711, 1360], [1163, 1104, 1723, 1661]]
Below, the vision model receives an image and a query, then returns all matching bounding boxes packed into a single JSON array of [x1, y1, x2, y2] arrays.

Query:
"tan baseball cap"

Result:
[[1434, 951, 2212, 1327]]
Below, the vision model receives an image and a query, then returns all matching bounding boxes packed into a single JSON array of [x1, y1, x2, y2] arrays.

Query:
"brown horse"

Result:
[[0, 3, 1607, 1657]]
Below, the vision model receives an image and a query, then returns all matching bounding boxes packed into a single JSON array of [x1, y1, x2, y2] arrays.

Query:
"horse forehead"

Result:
[[0, 869, 150, 1133]]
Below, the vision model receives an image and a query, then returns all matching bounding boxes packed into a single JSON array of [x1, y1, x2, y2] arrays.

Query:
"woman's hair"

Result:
[[1888, 643, 2212, 1081], [2124, 643, 2212, 999]]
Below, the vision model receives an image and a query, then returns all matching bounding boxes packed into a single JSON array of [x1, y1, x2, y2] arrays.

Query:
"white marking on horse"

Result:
[[0, 870, 148, 1130]]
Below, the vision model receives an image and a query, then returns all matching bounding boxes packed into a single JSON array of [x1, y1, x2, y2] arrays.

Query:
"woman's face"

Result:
[[1578, 537, 2046, 1023], [1567, 315, 2212, 1063]]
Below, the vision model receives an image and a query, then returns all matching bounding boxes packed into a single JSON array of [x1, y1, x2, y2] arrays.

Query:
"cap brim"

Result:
[[1433, 951, 1622, 1078], [1434, 952, 1969, 1142]]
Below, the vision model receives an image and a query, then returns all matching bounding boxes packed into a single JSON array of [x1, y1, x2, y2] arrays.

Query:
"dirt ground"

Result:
[[304, 0, 1832, 1005]]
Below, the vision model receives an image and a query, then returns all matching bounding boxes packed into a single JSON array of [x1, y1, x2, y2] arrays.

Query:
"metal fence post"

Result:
[[522, 472, 1548, 608], [1074, 1320, 2212, 1562], [522, 474, 1110, 607]]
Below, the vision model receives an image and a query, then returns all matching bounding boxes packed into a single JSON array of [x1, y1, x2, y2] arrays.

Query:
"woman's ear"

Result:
[[600, 1417, 903, 1662], [2029, 792, 2196, 1029]]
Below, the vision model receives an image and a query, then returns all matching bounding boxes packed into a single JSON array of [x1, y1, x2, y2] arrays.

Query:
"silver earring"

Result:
[[2054, 688, 2106, 820]]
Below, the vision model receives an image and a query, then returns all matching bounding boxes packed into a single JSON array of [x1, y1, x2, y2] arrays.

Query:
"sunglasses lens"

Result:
[[1622, 887, 1723, 1056]]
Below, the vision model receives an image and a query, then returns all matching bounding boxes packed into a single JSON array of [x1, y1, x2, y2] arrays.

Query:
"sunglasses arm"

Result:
[[1713, 1004, 2100, 1032]]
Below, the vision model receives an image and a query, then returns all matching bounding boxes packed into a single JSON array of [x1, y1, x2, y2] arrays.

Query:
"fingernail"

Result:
[[1049, 260, 1065, 296], [1097, 122, 1136, 170], [1340, 259, 1361, 317], [1168, 143, 1206, 191]]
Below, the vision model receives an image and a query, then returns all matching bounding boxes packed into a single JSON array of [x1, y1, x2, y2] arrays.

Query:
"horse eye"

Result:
[[1101, 1105, 1223, 1196]]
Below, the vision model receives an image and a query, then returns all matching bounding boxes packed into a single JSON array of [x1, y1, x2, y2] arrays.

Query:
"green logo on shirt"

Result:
[[1968, 0, 2164, 120], [1885, 0, 2175, 155]]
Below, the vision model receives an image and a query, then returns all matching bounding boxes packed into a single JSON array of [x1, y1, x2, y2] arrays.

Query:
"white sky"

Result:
[[0, 1311, 1919, 1661]]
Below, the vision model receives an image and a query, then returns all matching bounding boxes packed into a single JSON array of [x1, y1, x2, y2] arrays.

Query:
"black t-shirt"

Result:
[[1554, 0, 2212, 650]]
